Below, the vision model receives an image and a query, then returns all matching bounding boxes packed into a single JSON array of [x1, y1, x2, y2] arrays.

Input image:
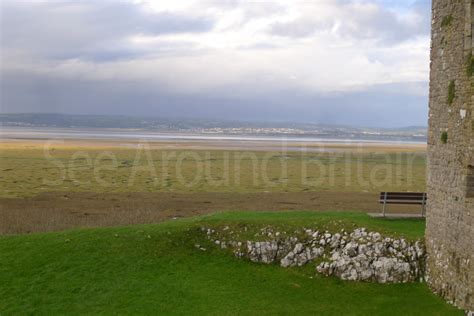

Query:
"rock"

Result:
[[280, 244, 323, 267], [294, 243, 304, 253], [372, 258, 411, 283], [318, 235, 425, 284], [372, 232, 381, 241], [344, 241, 359, 257], [200, 225, 426, 284], [246, 240, 282, 264], [280, 252, 295, 268]]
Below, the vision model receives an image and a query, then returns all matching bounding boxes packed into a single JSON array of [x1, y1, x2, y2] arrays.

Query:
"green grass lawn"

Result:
[[0, 212, 461, 315]]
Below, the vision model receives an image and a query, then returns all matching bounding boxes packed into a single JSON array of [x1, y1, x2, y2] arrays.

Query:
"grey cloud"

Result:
[[1, 69, 428, 128], [51, 40, 201, 62], [339, 3, 430, 44], [270, 1, 430, 44], [1, 0, 214, 62], [0, 0, 429, 128], [237, 2, 286, 19], [204, 0, 285, 17], [270, 19, 330, 38], [238, 42, 279, 51]]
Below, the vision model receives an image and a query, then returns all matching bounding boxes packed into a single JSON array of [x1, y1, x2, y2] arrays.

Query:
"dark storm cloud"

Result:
[[1, 69, 428, 128], [1, 0, 214, 61]]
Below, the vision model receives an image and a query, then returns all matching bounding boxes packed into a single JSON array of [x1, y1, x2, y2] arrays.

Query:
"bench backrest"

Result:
[[379, 192, 427, 205]]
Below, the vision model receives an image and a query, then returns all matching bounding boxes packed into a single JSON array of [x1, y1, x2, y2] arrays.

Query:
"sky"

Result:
[[0, 0, 431, 127]]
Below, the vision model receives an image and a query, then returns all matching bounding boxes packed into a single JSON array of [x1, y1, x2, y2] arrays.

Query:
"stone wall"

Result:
[[200, 226, 426, 284], [427, 0, 474, 311]]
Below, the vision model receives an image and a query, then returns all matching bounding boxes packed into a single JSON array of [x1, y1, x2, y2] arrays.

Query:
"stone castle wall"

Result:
[[427, 0, 474, 311]]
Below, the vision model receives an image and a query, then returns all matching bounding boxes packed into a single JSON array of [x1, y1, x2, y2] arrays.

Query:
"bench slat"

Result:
[[379, 197, 425, 200], [380, 192, 423, 196], [379, 200, 425, 205], [379, 192, 426, 217], [379, 192, 427, 205]]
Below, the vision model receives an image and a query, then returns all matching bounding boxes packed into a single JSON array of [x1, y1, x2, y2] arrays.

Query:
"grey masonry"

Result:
[[427, 0, 474, 311]]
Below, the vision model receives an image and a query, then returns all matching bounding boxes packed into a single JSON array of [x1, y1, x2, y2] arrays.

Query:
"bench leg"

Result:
[[382, 201, 387, 217], [421, 193, 426, 217]]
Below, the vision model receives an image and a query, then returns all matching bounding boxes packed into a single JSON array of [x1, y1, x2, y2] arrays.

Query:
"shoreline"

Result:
[[0, 127, 427, 153]]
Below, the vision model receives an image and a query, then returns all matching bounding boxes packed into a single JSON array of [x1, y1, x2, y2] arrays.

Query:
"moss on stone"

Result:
[[441, 131, 448, 144], [441, 15, 453, 27], [467, 52, 474, 77], [447, 80, 455, 105]]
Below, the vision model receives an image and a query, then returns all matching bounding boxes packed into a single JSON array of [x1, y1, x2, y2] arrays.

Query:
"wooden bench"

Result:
[[379, 192, 427, 217]]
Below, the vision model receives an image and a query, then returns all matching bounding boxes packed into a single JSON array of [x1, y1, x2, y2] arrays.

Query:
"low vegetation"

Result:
[[0, 143, 426, 198], [441, 131, 448, 144], [447, 80, 456, 105], [0, 212, 461, 315], [441, 15, 453, 27], [467, 51, 474, 77]]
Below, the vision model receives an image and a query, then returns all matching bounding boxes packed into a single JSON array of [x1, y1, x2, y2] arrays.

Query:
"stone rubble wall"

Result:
[[199, 226, 426, 284], [427, 0, 474, 311]]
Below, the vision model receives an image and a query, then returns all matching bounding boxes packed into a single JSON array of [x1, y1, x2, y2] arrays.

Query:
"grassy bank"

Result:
[[0, 212, 460, 315]]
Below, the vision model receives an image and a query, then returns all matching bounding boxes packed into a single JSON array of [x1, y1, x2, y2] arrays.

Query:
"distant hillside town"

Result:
[[0, 113, 427, 142]]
